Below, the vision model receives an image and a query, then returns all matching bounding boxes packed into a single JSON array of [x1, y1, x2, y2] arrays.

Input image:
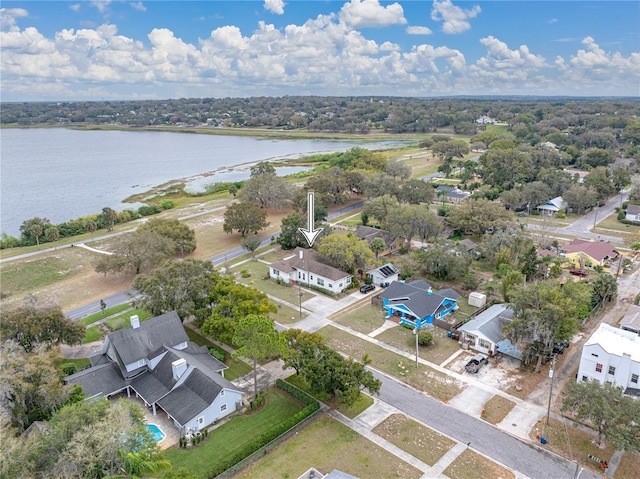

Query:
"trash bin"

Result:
[[447, 331, 452, 338], [540, 435, 547, 445]]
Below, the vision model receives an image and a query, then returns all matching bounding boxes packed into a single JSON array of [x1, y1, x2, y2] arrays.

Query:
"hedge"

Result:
[[208, 381, 319, 478]]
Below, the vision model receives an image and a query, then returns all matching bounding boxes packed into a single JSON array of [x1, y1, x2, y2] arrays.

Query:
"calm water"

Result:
[[1, 128, 404, 236]]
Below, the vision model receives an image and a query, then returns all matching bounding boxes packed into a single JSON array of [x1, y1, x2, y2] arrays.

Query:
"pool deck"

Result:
[[119, 394, 180, 450]]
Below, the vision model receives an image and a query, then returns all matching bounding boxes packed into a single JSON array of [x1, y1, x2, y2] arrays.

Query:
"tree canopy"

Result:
[[138, 217, 196, 256], [223, 202, 268, 237], [318, 233, 375, 273], [0, 304, 84, 352], [233, 315, 287, 397], [95, 229, 176, 275], [446, 198, 514, 236], [132, 259, 216, 318], [562, 381, 640, 450]]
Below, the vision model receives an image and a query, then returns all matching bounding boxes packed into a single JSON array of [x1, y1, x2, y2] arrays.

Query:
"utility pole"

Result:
[[546, 354, 557, 425], [413, 327, 419, 368]]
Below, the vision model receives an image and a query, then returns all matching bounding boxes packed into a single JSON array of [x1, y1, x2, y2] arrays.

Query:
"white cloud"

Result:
[[0, 9, 638, 100], [129, 2, 146, 12], [547, 18, 558, 25], [339, 0, 406, 28], [431, 0, 480, 35], [90, 1, 112, 14], [69, 4, 81, 13], [1, 7, 29, 32], [264, 0, 285, 15], [406, 26, 432, 35]]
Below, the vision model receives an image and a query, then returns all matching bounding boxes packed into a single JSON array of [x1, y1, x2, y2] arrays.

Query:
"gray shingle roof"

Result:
[[108, 311, 188, 366], [157, 369, 221, 426], [65, 363, 126, 398], [458, 304, 514, 343], [271, 247, 351, 282]]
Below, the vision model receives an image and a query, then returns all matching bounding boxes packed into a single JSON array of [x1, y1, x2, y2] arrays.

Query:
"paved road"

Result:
[[64, 200, 366, 319], [370, 369, 600, 479]]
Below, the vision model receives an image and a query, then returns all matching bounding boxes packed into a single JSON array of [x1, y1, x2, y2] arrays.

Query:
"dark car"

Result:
[[359, 284, 375, 294], [569, 268, 589, 276], [553, 340, 570, 354]]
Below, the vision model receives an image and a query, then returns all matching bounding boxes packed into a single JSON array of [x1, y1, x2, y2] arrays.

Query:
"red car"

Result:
[[569, 268, 589, 276]]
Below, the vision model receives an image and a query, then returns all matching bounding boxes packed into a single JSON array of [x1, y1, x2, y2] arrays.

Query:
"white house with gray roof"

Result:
[[457, 304, 520, 359], [269, 247, 352, 294], [66, 311, 244, 435]]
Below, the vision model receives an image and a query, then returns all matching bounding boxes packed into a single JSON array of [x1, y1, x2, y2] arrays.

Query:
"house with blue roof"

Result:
[[377, 280, 459, 329]]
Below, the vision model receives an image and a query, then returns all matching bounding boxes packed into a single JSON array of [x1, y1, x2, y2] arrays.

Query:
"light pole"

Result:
[[592, 207, 598, 230], [546, 354, 557, 425], [413, 327, 419, 368]]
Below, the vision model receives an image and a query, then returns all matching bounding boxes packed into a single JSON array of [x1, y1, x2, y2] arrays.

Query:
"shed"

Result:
[[468, 292, 487, 308]]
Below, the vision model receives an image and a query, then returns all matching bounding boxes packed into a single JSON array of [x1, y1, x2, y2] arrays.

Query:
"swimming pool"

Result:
[[146, 424, 166, 443]]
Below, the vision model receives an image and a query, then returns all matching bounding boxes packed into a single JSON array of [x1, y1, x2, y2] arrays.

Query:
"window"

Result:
[[595, 363, 603, 373], [220, 404, 227, 412], [582, 376, 588, 382], [137, 359, 145, 367], [608, 366, 616, 375], [591, 353, 599, 357], [310, 275, 313, 280], [220, 390, 225, 396], [479, 339, 491, 349], [272, 269, 280, 277], [317, 278, 324, 286], [339, 283, 343, 288], [198, 417, 204, 424], [329, 284, 333, 288], [347, 277, 351, 283], [631, 374, 639, 384]]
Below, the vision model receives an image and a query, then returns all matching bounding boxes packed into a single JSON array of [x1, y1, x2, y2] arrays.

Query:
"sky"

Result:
[[0, 0, 639, 101]]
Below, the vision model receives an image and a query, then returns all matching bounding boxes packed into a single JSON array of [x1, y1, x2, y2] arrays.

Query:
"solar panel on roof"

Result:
[[380, 265, 395, 276]]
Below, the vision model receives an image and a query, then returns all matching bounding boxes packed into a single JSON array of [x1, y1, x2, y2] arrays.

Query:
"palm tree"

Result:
[[369, 237, 385, 259], [30, 223, 43, 247]]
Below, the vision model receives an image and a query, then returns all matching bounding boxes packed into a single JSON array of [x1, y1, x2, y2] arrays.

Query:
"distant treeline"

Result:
[[2, 95, 639, 135]]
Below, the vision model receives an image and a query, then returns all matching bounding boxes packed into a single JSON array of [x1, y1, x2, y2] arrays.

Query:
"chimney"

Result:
[[172, 358, 187, 381], [130, 315, 140, 329]]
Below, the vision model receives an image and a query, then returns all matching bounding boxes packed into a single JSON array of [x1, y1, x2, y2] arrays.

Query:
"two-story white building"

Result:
[[577, 323, 640, 397]]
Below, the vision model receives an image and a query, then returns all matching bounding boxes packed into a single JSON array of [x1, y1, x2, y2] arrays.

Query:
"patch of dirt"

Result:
[[446, 351, 539, 399]]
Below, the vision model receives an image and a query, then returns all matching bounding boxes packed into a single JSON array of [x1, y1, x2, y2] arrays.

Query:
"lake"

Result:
[[1, 128, 406, 236]]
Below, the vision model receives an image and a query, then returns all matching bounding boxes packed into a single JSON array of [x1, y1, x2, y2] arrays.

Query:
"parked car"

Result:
[[464, 353, 489, 374], [569, 268, 589, 276], [359, 284, 375, 294], [553, 340, 570, 354]]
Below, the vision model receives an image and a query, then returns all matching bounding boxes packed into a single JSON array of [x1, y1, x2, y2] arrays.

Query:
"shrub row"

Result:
[[208, 382, 319, 478]]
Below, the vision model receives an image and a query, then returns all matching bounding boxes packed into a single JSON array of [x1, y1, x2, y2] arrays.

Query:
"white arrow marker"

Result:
[[298, 191, 323, 247]]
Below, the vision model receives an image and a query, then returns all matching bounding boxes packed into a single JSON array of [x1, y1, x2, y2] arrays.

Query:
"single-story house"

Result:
[[377, 280, 459, 329], [537, 196, 566, 216], [562, 238, 619, 268], [269, 247, 352, 294], [476, 115, 496, 124], [366, 263, 400, 286], [66, 311, 244, 435], [457, 304, 521, 359], [355, 225, 406, 255], [563, 169, 589, 183], [435, 185, 471, 204], [620, 304, 640, 335], [625, 204, 640, 222], [577, 323, 640, 397]]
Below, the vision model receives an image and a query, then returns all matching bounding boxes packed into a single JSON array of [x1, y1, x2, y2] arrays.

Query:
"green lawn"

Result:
[[231, 260, 315, 305], [184, 326, 251, 381], [332, 303, 387, 335], [234, 414, 422, 479], [376, 325, 461, 366], [82, 326, 102, 343], [78, 303, 132, 326], [105, 308, 152, 331], [164, 388, 305, 479], [285, 374, 374, 419]]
